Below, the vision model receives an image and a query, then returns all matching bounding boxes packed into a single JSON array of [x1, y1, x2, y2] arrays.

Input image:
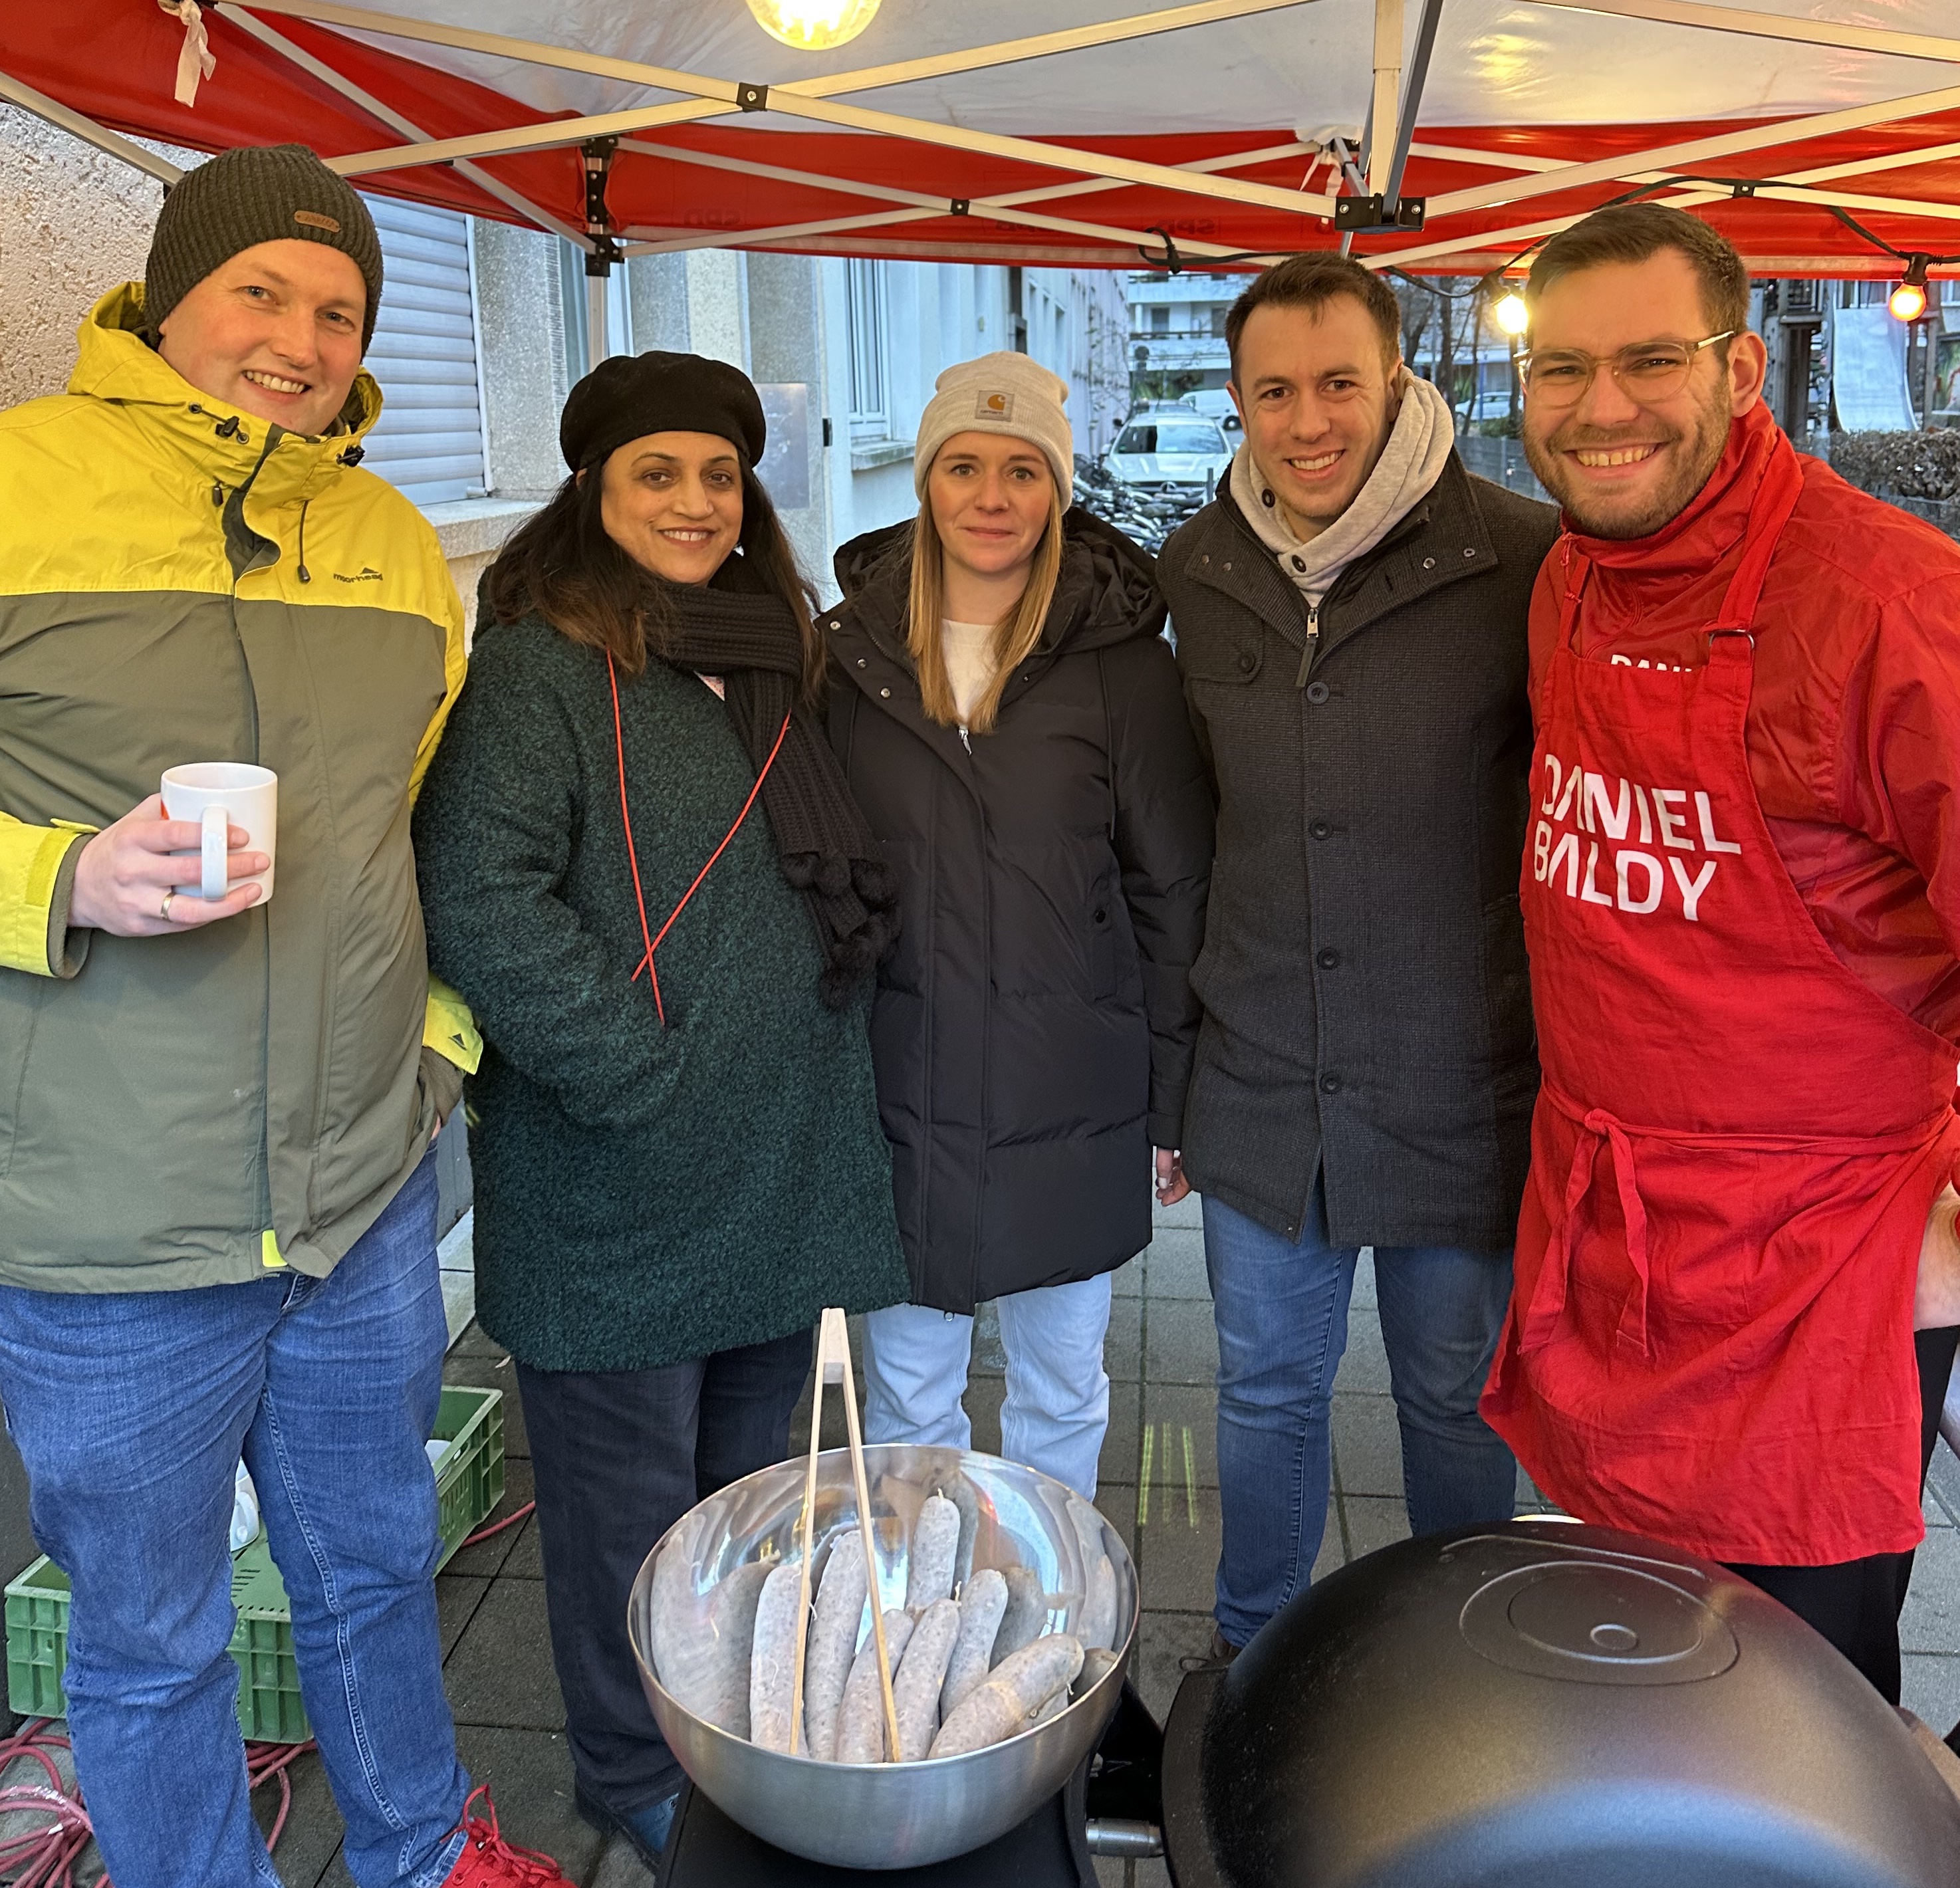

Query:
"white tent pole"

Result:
[[328, 100, 735, 176], [586, 273, 609, 368], [1411, 134, 1960, 199], [1382, 0, 1444, 209], [1523, 0, 1960, 66], [1368, 0, 1403, 198], [0, 71, 183, 183], [613, 135, 1304, 257], [211, 3, 591, 246], [1424, 80, 1960, 218]]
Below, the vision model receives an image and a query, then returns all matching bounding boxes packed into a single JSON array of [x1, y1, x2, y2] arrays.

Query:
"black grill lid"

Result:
[[1162, 1520, 1960, 1888]]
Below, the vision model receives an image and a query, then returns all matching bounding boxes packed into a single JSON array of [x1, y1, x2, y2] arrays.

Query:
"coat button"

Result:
[[1316, 947, 1340, 969], [1290, 554, 1306, 572], [880, 687, 892, 698], [857, 657, 867, 667], [1201, 553, 1211, 565], [1222, 562, 1233, 572], [1308, 819, 1332, 841], [1092, 907, 1108, 923], [1319, 1072, 1342, 1094], [1237, 651, 1255, 673], [1305, 681, 1330, 705], [1421, 556, 1435, 570], [1463, 547, 1477, 558]]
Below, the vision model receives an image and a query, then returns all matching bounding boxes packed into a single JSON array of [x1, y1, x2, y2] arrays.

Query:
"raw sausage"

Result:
[[835, 1609, 915, 1765], [1078, 1551, 1118, 1653], [906, 1494, 960, 1611], [892, 1597, 961, 1761], [940, 1568, 1009, 1720], [650, 1553, 769, 1737], [802, 1528, 868, 1760], [991, 1566, 1047, 1666], [929, 1633, 1085, 1758], [748, 1561, 806, 1754]]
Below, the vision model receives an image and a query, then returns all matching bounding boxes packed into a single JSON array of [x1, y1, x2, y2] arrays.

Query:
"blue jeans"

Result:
[[861, 1276, 1114, 1498], [1205, 1182, 1517, 1646], [0, 1151, 469, 1888]]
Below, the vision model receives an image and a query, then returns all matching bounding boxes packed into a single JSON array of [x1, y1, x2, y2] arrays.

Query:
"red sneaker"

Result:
[[440, 1786, 578, 1887]]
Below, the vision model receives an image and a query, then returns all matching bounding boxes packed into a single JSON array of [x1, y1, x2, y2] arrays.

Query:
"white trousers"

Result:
[[859, 1276, 1114, 1498]]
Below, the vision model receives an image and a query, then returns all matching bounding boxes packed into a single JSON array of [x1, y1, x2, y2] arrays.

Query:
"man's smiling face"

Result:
[[1229, 295, 1400, 543], [156, 238, 366, 437], [1520, 247, 1765, 540]]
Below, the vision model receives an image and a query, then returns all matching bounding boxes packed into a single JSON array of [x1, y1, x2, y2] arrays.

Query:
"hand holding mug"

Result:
[[69, 794, 269, 936]]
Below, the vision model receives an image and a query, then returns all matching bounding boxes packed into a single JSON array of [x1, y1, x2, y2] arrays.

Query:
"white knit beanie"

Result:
[[913, 352, 1074, 509]]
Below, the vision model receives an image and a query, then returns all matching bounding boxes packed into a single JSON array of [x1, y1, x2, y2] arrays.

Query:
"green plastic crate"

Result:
[[5, 1383, 505, 1741]]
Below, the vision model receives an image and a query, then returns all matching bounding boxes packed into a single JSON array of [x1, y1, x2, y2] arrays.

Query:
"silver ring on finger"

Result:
[[160, 891, 174, 922]]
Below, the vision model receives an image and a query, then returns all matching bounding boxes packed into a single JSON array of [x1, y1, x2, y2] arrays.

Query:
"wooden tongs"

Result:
[[787, 1306, 901, 1762]]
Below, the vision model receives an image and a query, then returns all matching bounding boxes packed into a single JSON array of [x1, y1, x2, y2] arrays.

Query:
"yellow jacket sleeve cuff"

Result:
[[0, 819, 91, 978], [424, 973, 483, 1074]]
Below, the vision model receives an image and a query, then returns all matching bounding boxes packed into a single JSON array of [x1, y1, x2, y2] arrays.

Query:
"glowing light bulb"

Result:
[[745, 0, 882, 50], [1890, 280, 1929, 322], [1493, 292, 1530, 338]]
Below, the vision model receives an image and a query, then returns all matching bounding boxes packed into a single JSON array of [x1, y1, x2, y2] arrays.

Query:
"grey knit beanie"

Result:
[[914, 353, 1074, 509], [144, 144, 384, 351]]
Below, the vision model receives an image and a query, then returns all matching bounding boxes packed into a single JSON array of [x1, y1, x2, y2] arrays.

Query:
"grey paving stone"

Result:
[[1152, 1192, 1204, 1232], [1902, 1524, 1960, 1654], [1330, 1312, 1390, 1393], [436, 1572, 491, 1659], [1091, 1482, 1141, 1565], [1139, 1383, 1219, 1488], [1132, 1609, 1216, 1726], [1351, 1248, 1377, 1310], [1106, 1292, 1145, 1383], [440, 1348, 530, 1460], [973, 1300, 1008, 1375], [1142, 1298, 1218, 1388], [445, 1455, 537, 1580], [1110, 1254, 1144, 1300], [1101, 1379, 1146, 1492], [1311, 1525, 1347, 1581], [1130, 1480, 1222, 1613], [1340, 1494, 1413, 1562], [965, 1371, 1007, 1454], [1902, 1655, 1960, 1738], [447, 1318, 506, 1362], [444, 1575, 566, 1732], [1927, 1442, 1960, 1526], [1143, 1227, 1211, 1300], [587, 1831, 658, 1885], [1330, 1393, 1402, 1499]]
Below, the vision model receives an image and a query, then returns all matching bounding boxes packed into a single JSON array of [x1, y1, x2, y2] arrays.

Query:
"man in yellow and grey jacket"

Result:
[[0, 146, 572, 1888]]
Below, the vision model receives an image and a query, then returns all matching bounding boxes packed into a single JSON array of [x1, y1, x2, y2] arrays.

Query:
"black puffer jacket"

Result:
[[824, 510, 1215, 1314]]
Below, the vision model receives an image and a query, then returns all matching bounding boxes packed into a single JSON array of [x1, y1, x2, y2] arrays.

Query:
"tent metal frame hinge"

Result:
[[582, 135, 623, 275], [737, 82, 770, 111], [1731, 179, 1759, 197], [1332, 193, 1427, 233], [949, 197, 971, 215]]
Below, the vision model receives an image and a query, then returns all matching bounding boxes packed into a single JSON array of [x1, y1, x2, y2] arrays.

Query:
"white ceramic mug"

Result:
[[160, 763, 278, 905]]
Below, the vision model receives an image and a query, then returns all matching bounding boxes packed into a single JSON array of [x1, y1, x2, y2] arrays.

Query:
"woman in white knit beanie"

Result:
[[821, 352, 1215, 1498]]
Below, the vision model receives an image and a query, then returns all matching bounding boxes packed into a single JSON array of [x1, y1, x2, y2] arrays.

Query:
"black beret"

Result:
[[560, 351, 767, 474]]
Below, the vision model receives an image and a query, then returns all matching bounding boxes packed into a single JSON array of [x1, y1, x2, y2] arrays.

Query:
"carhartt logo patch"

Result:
[[975, 390, 1014, 419], [294, 210, 342, 234], [334, 565, 384, 583]]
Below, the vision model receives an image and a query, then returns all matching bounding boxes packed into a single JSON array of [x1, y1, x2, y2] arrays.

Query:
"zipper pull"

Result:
[[958, 725, 972, 753], [1296, 602, 1321, 689]]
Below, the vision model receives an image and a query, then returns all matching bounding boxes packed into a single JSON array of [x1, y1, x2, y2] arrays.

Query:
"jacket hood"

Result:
[[832, 506, 1166, 661], [67, 285, 384, 501]]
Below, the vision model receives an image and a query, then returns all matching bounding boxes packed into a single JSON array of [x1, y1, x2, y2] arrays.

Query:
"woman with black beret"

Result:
[[413, 352, 907, 1865]]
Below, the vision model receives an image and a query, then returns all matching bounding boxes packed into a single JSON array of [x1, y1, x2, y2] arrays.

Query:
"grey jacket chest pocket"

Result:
[[1182, 639, 1264, 691]]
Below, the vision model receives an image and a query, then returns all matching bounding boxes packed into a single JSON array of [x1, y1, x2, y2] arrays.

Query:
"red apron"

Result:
[[1482, 436, 1960, 1566]]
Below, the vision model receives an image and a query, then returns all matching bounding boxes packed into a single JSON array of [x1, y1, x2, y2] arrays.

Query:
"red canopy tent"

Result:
[[3, 0, 1957, 290]]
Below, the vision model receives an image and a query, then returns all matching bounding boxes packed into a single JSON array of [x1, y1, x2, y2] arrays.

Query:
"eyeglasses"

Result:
[[1518, 332, 1736, 408]]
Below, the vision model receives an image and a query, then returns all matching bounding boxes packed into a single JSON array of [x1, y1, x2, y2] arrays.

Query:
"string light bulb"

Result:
[[1493, 291, 1531, 338], [745, 0, 881, 50], [1890, 255, 1931, 324]]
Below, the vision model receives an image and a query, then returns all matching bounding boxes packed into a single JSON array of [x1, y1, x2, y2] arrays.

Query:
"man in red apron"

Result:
[[1487, 201, 1960, 1707]]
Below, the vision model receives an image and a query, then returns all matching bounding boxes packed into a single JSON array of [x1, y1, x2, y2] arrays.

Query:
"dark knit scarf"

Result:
[[643, 560, 899, 1008]]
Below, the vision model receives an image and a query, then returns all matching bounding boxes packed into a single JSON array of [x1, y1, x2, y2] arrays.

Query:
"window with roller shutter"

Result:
[[357, 194, 488, 507]]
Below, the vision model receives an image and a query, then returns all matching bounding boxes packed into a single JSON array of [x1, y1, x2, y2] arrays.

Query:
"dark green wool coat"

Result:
[[412, 608, 908, 1373]]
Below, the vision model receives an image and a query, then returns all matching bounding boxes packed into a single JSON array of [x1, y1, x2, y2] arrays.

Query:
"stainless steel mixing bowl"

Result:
[[627, 1445, 1139, 1871]]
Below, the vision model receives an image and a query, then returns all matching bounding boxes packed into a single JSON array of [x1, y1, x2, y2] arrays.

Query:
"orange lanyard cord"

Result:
[[608, 652, 794, 1027]]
